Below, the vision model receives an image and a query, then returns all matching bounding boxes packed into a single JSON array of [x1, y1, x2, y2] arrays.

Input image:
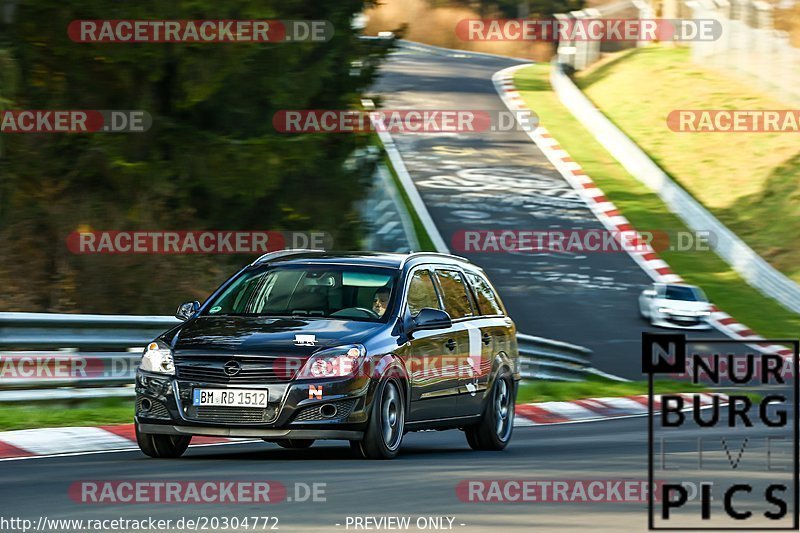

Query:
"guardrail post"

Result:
[[554, 13, 576, 72], [632, 0, 654, 48], [569, 10, 591, 71]]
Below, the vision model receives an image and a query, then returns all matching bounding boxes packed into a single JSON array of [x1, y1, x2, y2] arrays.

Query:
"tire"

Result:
[[275, 439, 315, 449], [353, 379, 405, 459], [465, 372, 514, 451], [136, 425, 191, 458]]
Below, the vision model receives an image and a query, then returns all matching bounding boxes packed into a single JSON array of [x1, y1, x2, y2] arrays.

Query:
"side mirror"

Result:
[[176, 301, 200, 321], [410, 307, 452, 332]]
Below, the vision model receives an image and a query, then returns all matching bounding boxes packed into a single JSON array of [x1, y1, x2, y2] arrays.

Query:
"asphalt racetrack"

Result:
[[371, 43, 750, 379], [1, 43, 795, 533]]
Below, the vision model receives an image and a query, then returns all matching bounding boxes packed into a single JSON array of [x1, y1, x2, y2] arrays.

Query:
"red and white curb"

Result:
[[0, 424, 239, 461], [515, 392, 726, 426], [492, 64, 794, 361], [0, 393, 723, 460]]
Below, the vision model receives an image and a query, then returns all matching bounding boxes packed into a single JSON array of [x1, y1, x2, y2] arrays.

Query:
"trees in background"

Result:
[[0, 0, 389, 313], [442, 0, 584, 17]]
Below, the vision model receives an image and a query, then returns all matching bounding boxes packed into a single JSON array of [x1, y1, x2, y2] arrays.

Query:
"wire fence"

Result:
[[687, 0, 800, 106]]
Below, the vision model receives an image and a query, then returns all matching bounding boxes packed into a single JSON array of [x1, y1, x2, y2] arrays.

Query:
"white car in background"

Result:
[[639, 283, 712, 329]]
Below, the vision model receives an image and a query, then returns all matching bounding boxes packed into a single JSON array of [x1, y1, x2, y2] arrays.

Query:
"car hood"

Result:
[[653, 299, 710, 313], [168, 315, 384, 356]]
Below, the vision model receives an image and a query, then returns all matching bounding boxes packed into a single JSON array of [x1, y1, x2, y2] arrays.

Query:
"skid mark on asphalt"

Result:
[[372, 48, 658, 374], [391, 135, 649, 303]]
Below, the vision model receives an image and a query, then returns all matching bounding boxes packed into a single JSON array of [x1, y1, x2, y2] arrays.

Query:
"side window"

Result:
[[406, 269, 441, 316], [434, 269, 474, 319], [466, 272, 504, 316]]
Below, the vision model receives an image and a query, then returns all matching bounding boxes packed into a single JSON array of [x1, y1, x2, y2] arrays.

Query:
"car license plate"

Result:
[[192, 388, 268, 408]]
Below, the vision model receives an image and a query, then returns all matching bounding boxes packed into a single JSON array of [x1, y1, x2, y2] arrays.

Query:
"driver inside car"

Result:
[[372, 286, 391, 318]]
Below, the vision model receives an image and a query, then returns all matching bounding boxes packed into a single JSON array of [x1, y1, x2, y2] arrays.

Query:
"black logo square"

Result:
[[642, 333, 686, 375]]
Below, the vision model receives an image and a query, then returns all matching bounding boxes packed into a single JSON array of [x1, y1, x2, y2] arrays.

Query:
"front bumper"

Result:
[[137, 423, 362, 439], [651, 313, 712, 330], [134, 370, 371, 440]]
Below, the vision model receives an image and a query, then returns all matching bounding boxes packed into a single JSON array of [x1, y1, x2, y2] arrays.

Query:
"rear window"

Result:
[[466, 272, 505, 316]]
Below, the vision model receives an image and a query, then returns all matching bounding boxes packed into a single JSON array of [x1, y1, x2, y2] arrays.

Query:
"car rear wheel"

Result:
[[136, 425, 191, 458], [465, 372, 514, 451], [275, 439, 315, 449], [352, 379, 405, 459]]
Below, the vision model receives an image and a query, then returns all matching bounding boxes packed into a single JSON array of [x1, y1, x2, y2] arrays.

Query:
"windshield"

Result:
[[663, 285, 707, 302], [203, 265, 398, 322]]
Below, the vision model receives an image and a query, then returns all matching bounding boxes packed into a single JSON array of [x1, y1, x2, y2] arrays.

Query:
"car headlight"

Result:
[[657, 307, 674, 315], [696, 310, 711, 317], [297, 345, 365, 379], [140, 341, 175, 375]]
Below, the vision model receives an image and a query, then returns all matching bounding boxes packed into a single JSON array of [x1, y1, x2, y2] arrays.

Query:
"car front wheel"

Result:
[[465, 372, 514, 451], [136, 425, 191, 458], [352, 379, 405, 459]]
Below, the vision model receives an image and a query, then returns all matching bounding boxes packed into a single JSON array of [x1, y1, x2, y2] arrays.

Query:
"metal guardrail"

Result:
[[516, 333, 593, 382], [0, 313, 592, 401], [0, 312, 180, 401], [0, 312, 180, 350]]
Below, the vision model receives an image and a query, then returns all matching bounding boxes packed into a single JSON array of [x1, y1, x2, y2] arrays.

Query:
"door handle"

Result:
[[445, 339, 457, 351], [482, 333, 492, 345]]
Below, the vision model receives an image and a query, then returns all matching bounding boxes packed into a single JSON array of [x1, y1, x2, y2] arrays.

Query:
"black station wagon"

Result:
[[135, 251, 519, 459]]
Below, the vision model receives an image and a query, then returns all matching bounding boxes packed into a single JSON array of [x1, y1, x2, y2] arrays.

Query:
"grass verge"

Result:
[[514, 62, 800, 339], [1, 382, 745, 430], [576, 46, 800, 283], [0, 397, 133, 431], [0, 377, 706, 431], [375, 135, 437, 251], [516, 374, 706, 404]]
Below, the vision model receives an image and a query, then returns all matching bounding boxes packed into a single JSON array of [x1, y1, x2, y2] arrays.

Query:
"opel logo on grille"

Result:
[[223, 360, 241, 376]]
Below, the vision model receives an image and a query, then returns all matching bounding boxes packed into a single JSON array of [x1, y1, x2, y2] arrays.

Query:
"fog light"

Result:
[[320, 404, 338, 418]]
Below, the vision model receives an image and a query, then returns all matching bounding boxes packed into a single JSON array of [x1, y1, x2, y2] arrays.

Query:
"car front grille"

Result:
[[193, 406, 270, 424], [667, 315, 700, 324], [174, 355, 304, 384]]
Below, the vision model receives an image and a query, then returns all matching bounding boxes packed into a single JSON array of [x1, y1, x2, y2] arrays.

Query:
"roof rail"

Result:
[[250, 249, 325, 266], [401, 251, 470, 266]]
